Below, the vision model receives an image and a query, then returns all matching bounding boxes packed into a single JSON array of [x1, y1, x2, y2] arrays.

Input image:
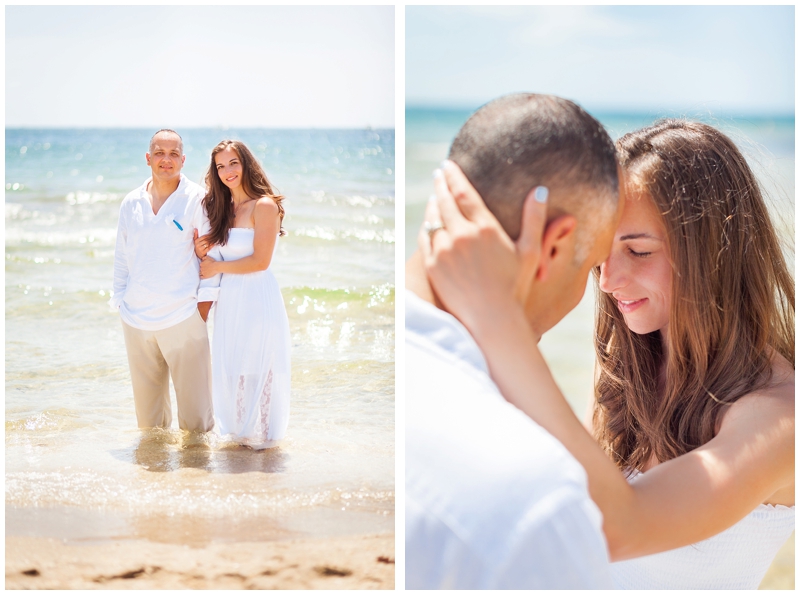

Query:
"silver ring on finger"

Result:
[[424, 220, 445, 237]]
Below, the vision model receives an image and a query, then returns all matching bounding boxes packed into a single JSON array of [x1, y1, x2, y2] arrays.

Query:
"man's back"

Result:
[[405, 291, 612, 589]]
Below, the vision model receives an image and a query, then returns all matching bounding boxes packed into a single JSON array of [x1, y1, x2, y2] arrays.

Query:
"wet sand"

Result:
[[6, 533, 394, 589]]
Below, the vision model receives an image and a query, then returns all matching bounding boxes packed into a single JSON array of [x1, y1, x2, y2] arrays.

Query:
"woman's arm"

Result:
[[200, 198, 280, 278], [425, 161, 795, 561], [194, 229, 213, 259]]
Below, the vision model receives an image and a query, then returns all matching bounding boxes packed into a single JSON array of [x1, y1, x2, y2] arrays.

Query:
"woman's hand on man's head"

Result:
[[419, 160, 548, 334]]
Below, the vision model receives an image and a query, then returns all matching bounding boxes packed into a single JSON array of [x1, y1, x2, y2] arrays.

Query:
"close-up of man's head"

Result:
[[448, 93, 622, 332]]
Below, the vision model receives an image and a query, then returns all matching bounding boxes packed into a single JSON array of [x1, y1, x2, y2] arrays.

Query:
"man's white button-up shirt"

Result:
[[111, 174, 220, 330], [405, 290, 613, 589]]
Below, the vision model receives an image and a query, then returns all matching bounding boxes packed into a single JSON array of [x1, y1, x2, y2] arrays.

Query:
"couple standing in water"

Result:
[[111, 129, 290, 449], [406, 94, 794, 589]]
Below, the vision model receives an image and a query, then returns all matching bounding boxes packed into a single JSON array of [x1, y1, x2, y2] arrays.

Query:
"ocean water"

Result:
[[6, 128, 395, 544], [406, 106, 794, 413]]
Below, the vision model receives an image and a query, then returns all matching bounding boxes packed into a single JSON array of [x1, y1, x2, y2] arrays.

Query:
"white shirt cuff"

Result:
[[108, 293, 123, 310], [197, 287, 219, 303]]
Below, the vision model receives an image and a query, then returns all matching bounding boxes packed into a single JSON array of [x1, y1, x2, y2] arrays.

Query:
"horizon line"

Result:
[[405, 103, 795, 120]]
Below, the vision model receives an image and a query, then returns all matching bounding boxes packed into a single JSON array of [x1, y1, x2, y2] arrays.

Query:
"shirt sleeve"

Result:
[[491, 495, 614, 589], [109, 202, 128, 310], [194, 195, 222, 303]]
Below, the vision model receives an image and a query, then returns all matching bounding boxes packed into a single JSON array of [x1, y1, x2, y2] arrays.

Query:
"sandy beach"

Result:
[[6, 533, 394, 589]]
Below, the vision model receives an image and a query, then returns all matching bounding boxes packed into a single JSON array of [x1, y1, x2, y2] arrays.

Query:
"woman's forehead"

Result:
[[215, 146, 239, 163], [617, 189, 664, 236]]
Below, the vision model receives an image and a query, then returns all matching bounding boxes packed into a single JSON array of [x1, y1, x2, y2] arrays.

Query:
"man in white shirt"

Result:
[[111, 129, 219, 432], [405, 94, 623, 588]]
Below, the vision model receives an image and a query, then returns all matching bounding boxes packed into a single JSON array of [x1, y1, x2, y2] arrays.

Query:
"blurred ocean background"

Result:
[[6, 128, 395, 544]]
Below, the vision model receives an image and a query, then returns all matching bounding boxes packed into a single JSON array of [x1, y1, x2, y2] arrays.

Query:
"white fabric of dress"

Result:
[[211, 228, 291, 449], [610, 471, 795, 589]]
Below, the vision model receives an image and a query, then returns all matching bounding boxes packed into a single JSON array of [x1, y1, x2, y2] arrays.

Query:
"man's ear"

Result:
[[535, 214, 577, 282], [145, 153, 151, 166]]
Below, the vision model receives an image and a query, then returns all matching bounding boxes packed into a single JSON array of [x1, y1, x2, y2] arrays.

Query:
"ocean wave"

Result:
[[5, 227, 117, 247], [64, 191, 122, 205], [6, 203, 24, 219], [308, 190, 393, 208], [283, 285, 394, 360], [5, 468, 394, 515], [6, 409, 92, 434], [283, 284, 395, 310], [289, 226, 394, 243]]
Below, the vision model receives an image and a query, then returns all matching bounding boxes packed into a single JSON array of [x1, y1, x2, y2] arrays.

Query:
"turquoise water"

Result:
[[406, 106, 794, 412], [6, 128, 395, 544]]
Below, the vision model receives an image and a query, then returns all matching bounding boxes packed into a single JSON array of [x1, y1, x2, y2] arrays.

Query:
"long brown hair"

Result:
[[593, 119, 794, 471], [203, 140, 285, 246]]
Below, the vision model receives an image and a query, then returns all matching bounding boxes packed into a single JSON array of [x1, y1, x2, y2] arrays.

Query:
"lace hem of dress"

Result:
[[234, 371, 274, 446], [255, 370, 273, 442]]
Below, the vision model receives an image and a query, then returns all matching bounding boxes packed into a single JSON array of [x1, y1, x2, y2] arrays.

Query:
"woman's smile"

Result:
[[215, 146, 244, 190], [615, 297, 648, 314]]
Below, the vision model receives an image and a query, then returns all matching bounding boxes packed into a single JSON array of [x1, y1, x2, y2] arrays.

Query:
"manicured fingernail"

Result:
[[440, 160, 452, 170], [533, 186, 549, 203], [433, 169, 443, 179], [428, 194, 436, 204]]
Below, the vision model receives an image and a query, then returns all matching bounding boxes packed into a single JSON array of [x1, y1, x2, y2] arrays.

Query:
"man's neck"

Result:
[[147, 174, 181, 214], [406, 250, 445, 309]]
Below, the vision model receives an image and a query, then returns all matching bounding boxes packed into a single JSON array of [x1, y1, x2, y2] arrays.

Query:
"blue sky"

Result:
[[6, 6, 394, 128], [406, 6, 794, 115]]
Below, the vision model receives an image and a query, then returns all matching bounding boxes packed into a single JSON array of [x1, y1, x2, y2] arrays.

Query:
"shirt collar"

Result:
[[405, 289, 489, 375], [139, 173, 189, 198]]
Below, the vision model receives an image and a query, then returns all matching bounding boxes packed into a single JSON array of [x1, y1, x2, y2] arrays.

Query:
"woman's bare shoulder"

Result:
[[712, 354, 794, 504], [721, 354, 794, 430], [251, 196, 280, 233], [255, 195, 279, 212]]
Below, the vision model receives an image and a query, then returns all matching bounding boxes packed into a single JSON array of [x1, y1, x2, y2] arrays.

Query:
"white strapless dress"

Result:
[[211, 229, 291, 449], [611, 471, 794, 589]]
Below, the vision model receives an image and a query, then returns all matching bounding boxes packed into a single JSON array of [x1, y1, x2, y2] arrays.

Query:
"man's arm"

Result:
[[110, 205, 128, 310], [192, 192, 221, 317]]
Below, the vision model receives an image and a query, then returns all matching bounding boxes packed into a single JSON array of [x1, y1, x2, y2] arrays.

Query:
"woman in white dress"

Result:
[[197, 140, 290, 449], [421, 120, 794, 588]]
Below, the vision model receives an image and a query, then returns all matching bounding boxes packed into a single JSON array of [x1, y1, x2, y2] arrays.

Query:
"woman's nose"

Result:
[[599, 252, 625, 294]]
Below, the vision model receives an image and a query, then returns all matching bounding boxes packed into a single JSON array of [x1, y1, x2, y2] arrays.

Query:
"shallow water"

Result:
[[6, 128, 395, 543]]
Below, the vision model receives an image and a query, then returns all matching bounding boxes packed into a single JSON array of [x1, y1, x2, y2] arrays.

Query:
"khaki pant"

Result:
[[121, 310, 214, 432]]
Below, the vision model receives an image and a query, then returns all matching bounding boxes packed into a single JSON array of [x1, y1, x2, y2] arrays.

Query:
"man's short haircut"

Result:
[[149, 129, 183, 154], [448, 94, 619, 259]]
